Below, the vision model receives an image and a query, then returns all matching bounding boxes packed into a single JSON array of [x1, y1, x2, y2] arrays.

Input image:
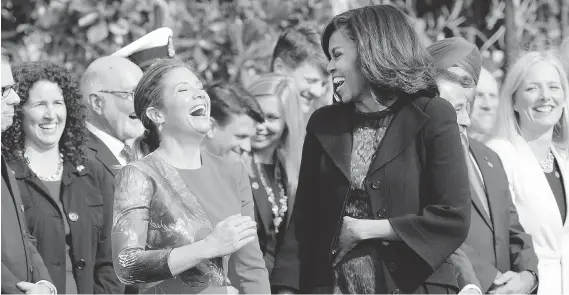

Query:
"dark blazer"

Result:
[[461, 139, 538, 292], [249, 160, 290, 275], [1, 156, 52, 294], [272, 96, 471, 294], [10, 156, 122, 294], [86, 130, 121, 177]]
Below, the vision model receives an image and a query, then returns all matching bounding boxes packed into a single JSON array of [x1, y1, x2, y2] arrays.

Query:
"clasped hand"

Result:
[[204, 214, 257, 257], [333, 216, 364, 266], [489, 271, 536, 294]]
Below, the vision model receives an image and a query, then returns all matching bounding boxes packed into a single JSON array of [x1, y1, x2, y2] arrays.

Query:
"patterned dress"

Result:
[[333, 108, 394, 294]]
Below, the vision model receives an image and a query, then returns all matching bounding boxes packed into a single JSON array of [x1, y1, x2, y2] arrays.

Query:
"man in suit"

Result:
[[80, 56, 144, 174], [1, 54, 56, 294], [434, 66, 539, 294]]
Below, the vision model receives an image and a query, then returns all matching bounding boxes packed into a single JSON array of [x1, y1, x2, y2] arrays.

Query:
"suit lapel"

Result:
[[250, 175, 273, 234], [87, 131, 121, 176], [469, 142, 495, 231], [313, 104, 354, 181], [367, 99, 429, 176]]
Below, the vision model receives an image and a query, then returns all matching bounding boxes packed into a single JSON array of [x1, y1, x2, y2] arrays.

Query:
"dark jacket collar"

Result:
[[311, 96, 430, 181], [86, 130, 121, 176], [11, 157, 88, 186]]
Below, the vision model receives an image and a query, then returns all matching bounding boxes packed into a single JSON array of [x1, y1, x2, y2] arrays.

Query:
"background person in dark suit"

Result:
[[435, 68, 539, 294], [1, 54, 55, 294], [272, 5, 471, 294]]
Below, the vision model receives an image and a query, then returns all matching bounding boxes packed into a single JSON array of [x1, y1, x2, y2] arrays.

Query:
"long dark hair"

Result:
[[2, 61, 87, 166], [321, 5, 438, 103], [132, 58, 194, 159]]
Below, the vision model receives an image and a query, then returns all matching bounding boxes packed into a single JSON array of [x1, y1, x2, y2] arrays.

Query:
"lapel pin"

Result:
[[68, 212, 79, 222], [21, 205, 25, 212], [252, 182, 259, 190], [11, 170, 15, 175], [487, 162, 494, 168], [77, 165, 85, 172]]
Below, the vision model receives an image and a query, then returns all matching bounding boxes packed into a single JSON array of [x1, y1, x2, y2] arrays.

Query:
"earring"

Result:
[[158, 124, 163, 131]]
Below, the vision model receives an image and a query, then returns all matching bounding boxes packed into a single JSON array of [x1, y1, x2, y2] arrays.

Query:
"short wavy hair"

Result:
[[321, 5, 438, 102], [1, 61, 87, 166], [271, 22, 328, 76]]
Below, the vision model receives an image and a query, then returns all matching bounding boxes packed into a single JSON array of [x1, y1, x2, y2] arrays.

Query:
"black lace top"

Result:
[[333, 108, 394, 294]]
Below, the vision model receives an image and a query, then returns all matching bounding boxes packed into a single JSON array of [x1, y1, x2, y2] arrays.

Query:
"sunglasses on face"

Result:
[[97, 90, 134, 102], [1, 83, 19, 98]]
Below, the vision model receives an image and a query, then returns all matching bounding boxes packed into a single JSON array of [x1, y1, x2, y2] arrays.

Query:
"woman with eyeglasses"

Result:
[[1, 61, 123, 294]]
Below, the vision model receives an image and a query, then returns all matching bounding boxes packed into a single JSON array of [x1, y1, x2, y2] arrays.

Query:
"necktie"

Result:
[[120, 145, 134, 163], [462, 137, 491, 218]]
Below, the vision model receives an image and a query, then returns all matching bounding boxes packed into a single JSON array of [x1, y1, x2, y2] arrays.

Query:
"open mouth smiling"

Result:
[[333, 76, 345, 102], [190, 104, 207, 116]]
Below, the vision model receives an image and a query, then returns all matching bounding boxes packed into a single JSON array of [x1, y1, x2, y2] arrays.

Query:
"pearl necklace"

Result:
[[25, 153, 64, 181], [253, 157, 288, 233], [540, 149, 555, 172]]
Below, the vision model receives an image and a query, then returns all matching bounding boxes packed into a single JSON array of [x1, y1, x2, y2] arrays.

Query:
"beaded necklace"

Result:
[[25, 152, 64, 181], [540, 148, 555, 172], [253, 155, 288, 233]]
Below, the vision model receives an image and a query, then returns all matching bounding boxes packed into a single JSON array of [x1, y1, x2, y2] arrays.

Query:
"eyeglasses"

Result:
[[1, 83, 19, 98], [98, 90, 134, 102]]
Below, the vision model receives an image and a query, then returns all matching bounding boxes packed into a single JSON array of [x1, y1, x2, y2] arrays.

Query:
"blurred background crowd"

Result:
[[2, 0, 568, 86]]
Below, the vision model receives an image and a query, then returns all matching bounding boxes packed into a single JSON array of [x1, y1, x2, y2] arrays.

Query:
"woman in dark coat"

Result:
[[271, 5, 471, 294], [1, 61, 122, 294]]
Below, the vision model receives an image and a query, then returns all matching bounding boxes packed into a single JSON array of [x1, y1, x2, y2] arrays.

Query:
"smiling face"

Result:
[[282, 61, 328, 112], [252, 95, 286, 151], [327, 29, 367, 104], [22, 80, 67, 151], [157, 67, 211, 139], [210, 113, 256, 161], [514, 61, 565, 135]]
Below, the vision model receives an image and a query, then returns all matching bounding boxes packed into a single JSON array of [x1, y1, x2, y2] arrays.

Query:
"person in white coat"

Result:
[[488, 50, 569, 294]]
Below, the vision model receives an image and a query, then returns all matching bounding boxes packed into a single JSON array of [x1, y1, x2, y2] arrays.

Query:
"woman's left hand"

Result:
[[333, 216, 363, 266]]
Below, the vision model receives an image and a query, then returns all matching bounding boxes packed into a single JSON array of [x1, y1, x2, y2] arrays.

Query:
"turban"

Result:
[[427, 37, 482, 84]]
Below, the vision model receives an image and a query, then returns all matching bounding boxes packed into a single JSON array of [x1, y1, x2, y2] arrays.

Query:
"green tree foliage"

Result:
[[2, 0, 567, 85]]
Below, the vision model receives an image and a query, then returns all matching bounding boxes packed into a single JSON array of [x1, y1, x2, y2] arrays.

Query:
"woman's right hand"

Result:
[[204, 214, 257, 257]]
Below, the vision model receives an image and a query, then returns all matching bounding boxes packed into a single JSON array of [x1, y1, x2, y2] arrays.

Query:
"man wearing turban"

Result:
[[428, 37, 482, 102], [429, 38, 539, 295]]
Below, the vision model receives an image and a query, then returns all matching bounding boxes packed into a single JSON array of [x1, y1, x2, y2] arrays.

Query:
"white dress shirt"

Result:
[[86, 122, 127, 166]]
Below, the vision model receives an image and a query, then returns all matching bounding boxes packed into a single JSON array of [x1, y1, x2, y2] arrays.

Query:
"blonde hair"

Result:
[[247, 73, 305, 198], [494, 51, 569, 150]]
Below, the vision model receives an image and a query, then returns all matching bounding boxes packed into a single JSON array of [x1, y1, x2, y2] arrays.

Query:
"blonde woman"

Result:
[[243, 73, 305, 284], [488, 51, 569, 294]]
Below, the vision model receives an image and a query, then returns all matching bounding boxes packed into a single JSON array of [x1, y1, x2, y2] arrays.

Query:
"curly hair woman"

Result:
[[1, 61, 123, 294], [271, 5, 471, 294]]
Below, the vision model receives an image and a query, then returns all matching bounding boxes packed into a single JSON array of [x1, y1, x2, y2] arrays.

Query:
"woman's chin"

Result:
[[188, 116, 211, 134]]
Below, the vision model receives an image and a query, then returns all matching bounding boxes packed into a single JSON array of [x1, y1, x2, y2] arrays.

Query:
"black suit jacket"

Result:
[[461, 139, 538, 292], [1, 156, 51, 294], [272, 96, 471, 293], [86, 131, 121, 177], [11, 156, 122, 294]]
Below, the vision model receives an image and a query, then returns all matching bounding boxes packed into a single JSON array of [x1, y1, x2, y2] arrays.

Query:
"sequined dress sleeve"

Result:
[[111, 165, 174, 285]]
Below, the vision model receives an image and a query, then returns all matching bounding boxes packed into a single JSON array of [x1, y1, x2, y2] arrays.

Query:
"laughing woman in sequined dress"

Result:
[[243, 73, 305, 283], [112, 59, 270, 294], [271, 5, 471, 294], [488, 51, 569, 294]]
